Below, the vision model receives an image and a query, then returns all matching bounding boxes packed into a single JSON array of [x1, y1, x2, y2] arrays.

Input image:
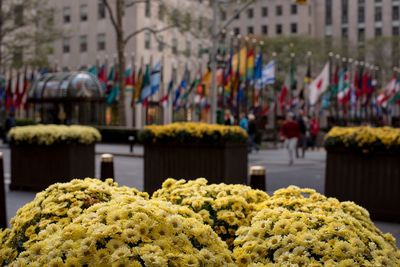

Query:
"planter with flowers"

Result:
[[139, 122, 248, 194], [1, 178, 399, 265], [324, 126, 400, 221], [8, 125, 101, 191]]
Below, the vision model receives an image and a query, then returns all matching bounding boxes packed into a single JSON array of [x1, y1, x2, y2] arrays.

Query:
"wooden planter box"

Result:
[[325, 148, 400, 222], [144, 143, 248, 194], [10, 143, 95, 191]]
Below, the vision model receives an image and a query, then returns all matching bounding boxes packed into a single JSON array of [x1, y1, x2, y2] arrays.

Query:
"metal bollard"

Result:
[[100, 154, 114, 182], [249, 166, 266, 191], [0, 152, 7, 228], [128, 136, 135, 153]]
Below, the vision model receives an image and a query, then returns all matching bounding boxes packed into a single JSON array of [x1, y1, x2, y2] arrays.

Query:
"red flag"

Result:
[[362, 72, 369, 95], [15, 71, 23, 109], [98, 64, 107, 85], [5, 71, 14, 111]]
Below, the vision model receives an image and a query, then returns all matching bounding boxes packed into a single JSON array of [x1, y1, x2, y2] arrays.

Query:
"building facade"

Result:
[[48, 0, 211, 127], [226, 0, 400, 42]]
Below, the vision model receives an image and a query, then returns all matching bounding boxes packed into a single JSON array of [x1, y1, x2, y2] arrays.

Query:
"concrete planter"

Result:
[[325, 147, 400, 222], [144, 142, 248, 194], [10, 143, 95, 191]]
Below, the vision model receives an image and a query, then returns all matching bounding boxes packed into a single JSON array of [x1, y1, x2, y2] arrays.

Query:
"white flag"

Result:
[[309, 62, 330, 105], [261, 60, 276, 85]]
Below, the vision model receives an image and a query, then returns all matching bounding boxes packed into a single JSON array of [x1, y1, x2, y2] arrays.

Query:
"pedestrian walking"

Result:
[[281, 113, 300, 165], [248, 114, 260, 153], [310, 116, 320, 149], [239, 112, 248, 131], [4, 111, 16, 143], [296, 110, 308, 158], [224, 109, 234, 126]]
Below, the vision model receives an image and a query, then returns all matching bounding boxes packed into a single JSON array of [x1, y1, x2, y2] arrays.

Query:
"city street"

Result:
[[2, 143, 399, 247]]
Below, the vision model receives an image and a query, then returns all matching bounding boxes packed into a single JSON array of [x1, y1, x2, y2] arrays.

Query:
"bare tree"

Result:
[[0, 0, 61, 71], [102, 0, 207, 126]]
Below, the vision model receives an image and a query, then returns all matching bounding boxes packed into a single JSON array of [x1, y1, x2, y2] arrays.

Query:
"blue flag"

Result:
[[141, 62, 161, 101]]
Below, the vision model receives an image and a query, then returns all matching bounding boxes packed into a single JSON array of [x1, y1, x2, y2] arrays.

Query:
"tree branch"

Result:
[[125, 0, 148, 8], [219, 0, 256, 35], [124, 24, 175, 44], [102, 0, 119, 32]]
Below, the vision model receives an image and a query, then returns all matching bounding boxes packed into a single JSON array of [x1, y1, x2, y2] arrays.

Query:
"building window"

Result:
[[291, 4, 297, 15], [276, 5, 283, 16], [276, 24, 283, 35], [375, 27, 382, 36], [144, 32, 151, 49], [262, 7, 268, 17], [145, 0, 151, 17], [325, 0, 332, 25], [248, 26, 254, 35], [247, 8, 254, 18], [97, 33, 106, 51], [98, 1, 106, 19], [185, 41, 191, 57], [80, 35, 87, 52], [172, 38, 178, 55], [342, 28, 348, 38], [63, 7, 71, 24], [393, 6, 400, 21], [198, 44, 203, 57], [80, 4, 88, 22], [63, 38, 70, 53], [358, 28, 365, 41], [235, 10, 240, 20], [358, 2, 365, 23], [14, 5, 24, 26], [291, 23, 297, 34], [341, 0, 348, 24], [394, 26, 400, 36], [375, 6, 382, 22], [158, 3, 165, 21], [261, 25, 268, 35], [234, 27, 240, 35]]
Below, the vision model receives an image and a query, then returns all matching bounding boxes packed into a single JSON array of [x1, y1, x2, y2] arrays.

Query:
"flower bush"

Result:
[[153, 178, 269, 249], [2, 199, 233, 266], [8, 125, 101, 145], [139, 122, 248, 144], [0, 178, 149, 263], [324, 126, 400, 151], [233, 186, 400, 266]]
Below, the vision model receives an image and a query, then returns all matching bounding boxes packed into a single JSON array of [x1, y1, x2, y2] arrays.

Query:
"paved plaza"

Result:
[[2, 143, 399, 247]]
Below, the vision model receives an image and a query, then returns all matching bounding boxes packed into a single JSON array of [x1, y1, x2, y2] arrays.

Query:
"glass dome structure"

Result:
[[27, 72, 105, 125]]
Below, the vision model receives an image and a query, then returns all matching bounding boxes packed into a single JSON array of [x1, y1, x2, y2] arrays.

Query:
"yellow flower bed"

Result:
[[325, 126, 400, 150], [1, 179, 399, 266], [8, 125, 101, 145], [153, 178, 269, 249], [140, 122, 248, 144], [233, 186, 400, 266], [1, 178, 149, 263]]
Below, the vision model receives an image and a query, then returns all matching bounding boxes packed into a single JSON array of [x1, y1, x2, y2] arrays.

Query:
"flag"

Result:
[[125, 66, 134, 91], [106, 66, 120, 105], [246, 48, 255, 80], [304, 60, 312, 84], [337, 69, 351, 104], [261, 60, 276, 86], [173, 68, 190, 108], [5, 71, 13, 110], [279, 81, 289, 113], [133, 66, 143, 104], [140, 61, 162, 102], [14, 71, 23, 109], [232, 47, 247, 78], [87, 65, 97, 76], [309, 62, 330, 105], [376, 77, 399, 107], [254, 53, 263, 89], [159, 77, 174, 108], [138, 64, 151, 103], [98, 64, 107, 86], [182, 69, 201, 107]]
